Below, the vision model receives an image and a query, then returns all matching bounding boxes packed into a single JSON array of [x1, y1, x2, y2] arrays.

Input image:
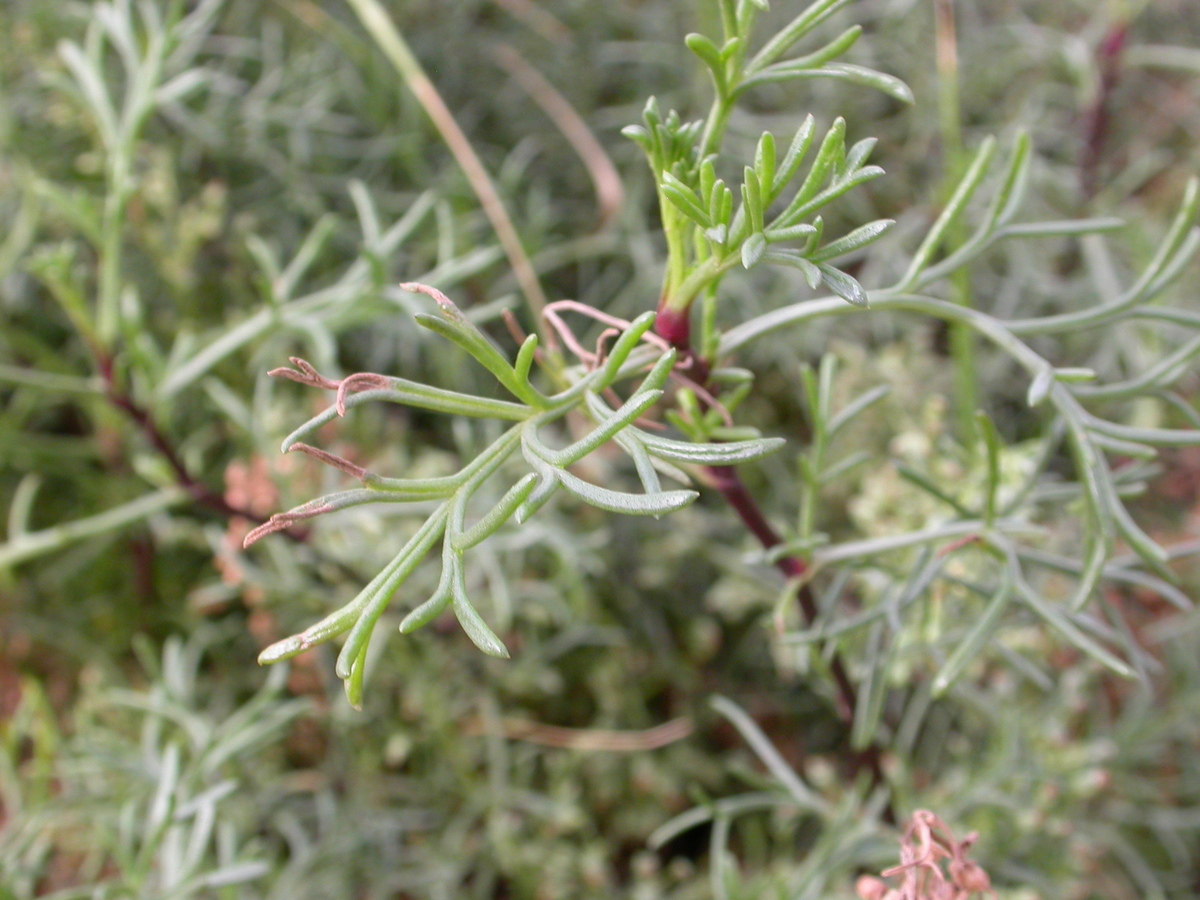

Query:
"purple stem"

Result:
[[97, 353, 269, 526], [1081, 21, 1128, 200], [659, 318, 891, 801]]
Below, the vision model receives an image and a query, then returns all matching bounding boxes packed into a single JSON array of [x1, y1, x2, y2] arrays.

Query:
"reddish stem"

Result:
[[654, 303, 692, 352], [1081, 21, 1128, 200], [96, 353, 267, 525], [662, 334, 891, 805], [702, 463, 857, 723]]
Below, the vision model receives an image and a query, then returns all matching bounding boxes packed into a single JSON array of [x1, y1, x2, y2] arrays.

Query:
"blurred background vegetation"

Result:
[[1, 1, 1199, 897]]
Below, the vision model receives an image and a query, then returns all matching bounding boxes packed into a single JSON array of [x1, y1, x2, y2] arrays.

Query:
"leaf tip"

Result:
[[1027, 367, 1054, 407], [399, 280, 456, 312], [741, 232, 767, 269], [258, 636, 303, 665]]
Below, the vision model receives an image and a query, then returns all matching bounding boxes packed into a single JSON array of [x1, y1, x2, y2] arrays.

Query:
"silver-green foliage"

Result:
[[248, 281, 783, 707], [740, 152, 1200, 703], [0, 0, 497, 571], [243, 0, 912, 700], [0, 629, 307, 899], [245, 0, 1200, 722], [4, 0, 1200, 895]]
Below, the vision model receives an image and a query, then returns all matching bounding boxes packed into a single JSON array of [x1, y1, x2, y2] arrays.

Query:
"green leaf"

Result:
[[514, 333, 539, 388], [451, 474, 539, 552], [399, 573, 454, 635], [260, 508, 449, 666], [1027, 365, 1054, 407], [765, 223, 818, 243], [279, 384, 527, 455], [26, 244, 98, 344], [748, 62, 914, 104], [0, 487, 188, 570], [638, 432, 786, 465], [405, 284, 542, 406], [31, 179, 104, 246], [897, 137, 998, 289], [541, 389, 664, 466], [58, 40, 119, 148], [451, 566, 510, 657], [775, 118, 845, 227], [932, 574, 1014, 696], [1057, 367, 1098, 383], [710, 696, 827, 810], [334, 507, 451, 677], [984, 131, 1032, 229], [840, 137, 877, 178], [719, 35, 744, 63], [850, 621, 892, 749], [747, 0, 853, 73], [1136, 176, 1200, 297], [685, 32, 726, 90], [826, 385, 890, 436], [823, 165, 885, 203], [742, 165, 765, 234], [754, 132, 777, 201], [514, 475, 558, 524], [810, 219, 894, 262], [761, 248, 822, 288], [554, 469, 698, 517], [595, 311, 659, 389], [817, 264, 868, 307], [343, 643, 369, 710], [976, 411, 1002, 526], [662, 171, 712, 226], [622, 123, 655, 157], [738, 0, 770, 19], [818, 450, 871, 484], [1000, 219, 1126, 238], [1014, 574, 1133, 678], [777, 25, 863, 75], [277, 215, 337, 301], [742, 232, 768, 269], [614, 432, 667, 494], [699, 158, 717, 201], [1111, 495, 1173, 582], [712, 180, 734, 225], [772, 118, 816, 199]]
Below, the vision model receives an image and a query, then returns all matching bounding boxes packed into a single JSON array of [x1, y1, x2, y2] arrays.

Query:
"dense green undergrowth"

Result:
[[2, 1, 1200, 898]]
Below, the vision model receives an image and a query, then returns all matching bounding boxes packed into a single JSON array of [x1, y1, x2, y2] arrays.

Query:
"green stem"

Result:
[[696, 93, 734, 162], [798, 440, 823, 543], [934, 0, 977, 442], [0, 364, 101, 394], [0, 487, 189, 569], [96, 153, 130, 349], [664, 252, 740, 316], [718, 0, 738, 39], [659, 200, 691, 304]]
